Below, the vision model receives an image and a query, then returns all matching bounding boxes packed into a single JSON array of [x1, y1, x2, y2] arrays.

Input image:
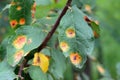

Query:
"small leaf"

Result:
[[0, 60, 16, 80], [32, 52, 49, 73], [28, 66, 47, 80], [90, 21, 100, 38]]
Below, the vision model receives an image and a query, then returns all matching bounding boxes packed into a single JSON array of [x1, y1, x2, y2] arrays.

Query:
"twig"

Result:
[[18, 59, 27, 80], [37, 0, 72, 52]]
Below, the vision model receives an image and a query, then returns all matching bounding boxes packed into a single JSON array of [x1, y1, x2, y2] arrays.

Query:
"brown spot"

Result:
[[19, 18, 26, 25], [70, 53, 82, 65], [84, 16, 92, 23], [14, 50, 24, 63], [10, 20, 18, 28], [13, 35, 27, 49]]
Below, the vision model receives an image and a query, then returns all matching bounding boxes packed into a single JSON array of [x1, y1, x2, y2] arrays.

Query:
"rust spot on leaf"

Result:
[[60, 41, 69, 52], [14, 50, 24, 63], [31, 2, 36, 18], [85, 4, 92, 13], [13, 35, 27, 49], [70, 52, 82, 65], [66, 28, 76, 38], [17, 6, 22, 11], [10, 20, 18, 28], [19, 18, 26, 25]]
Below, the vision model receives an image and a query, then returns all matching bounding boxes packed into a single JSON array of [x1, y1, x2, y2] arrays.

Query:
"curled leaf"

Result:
[[33, 53, 49, 73]]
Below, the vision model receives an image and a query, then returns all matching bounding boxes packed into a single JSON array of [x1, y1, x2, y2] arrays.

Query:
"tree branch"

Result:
[[37, 0, 72, 52], [18, 59, 27, 80]]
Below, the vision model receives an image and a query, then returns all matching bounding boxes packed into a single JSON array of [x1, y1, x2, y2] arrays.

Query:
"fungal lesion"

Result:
[[59, 41, 69, 52], [13, 35, 27, 49], [70, 52, 82, 65], [65, 27, 76, 38]]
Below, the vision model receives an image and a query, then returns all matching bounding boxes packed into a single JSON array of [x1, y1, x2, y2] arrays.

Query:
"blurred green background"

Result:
[[0, 0, 120, 80]]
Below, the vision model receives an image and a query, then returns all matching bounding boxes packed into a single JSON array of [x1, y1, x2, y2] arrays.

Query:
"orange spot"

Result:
[[19, 18, 26, 25], [17, 6, 22, 11], [14, 50, 24, 63], [11, 2, 16, 6], [31, 2, 36, 18], [66, 28, 76, 38], [70, 53, 82, 65], [33, 53, 49, 73], [10, 20, 18, 28], [93, 31, 99, 38], [85, 5, 92, 13], [97, 64, 105, 74], [60, 42, 69, 52], [13, 35, 27, 49]]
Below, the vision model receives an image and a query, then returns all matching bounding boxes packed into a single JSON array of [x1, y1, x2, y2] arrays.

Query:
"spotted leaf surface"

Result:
[[7, 25, 47, 66], [9, 0, 35, 29], [58, 6, 94, 68]]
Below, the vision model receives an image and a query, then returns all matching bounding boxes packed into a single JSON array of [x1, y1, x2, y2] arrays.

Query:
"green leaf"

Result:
[[58, 6, 94, 68], [7, 25, 47, 66], [28, 66, 47, 80], [0, 60, 16, 80], [90, 21, 100, 38], [35, 0, 52, 6], [49, 49, 66, 79]]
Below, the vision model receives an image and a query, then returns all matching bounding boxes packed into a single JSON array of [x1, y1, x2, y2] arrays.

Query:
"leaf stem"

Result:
[[37, 0, 72, 52]]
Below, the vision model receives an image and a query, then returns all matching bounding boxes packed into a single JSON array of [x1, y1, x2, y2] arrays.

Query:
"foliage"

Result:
[[0, 0, 100, 80]]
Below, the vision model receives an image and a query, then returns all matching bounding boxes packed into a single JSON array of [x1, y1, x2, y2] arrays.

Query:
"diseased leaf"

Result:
[[7, 25, 47, 66], [9, 0, 34, 29], [0, 60, 16, 80], [58, 6, 94, 68], [28, 66, 47, 80]]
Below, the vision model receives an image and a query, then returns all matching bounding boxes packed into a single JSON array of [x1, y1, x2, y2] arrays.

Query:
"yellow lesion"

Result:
[[59, 41, 69, 52], [17, 6, 22, 11], [66, 28, 76, 38], [70, 52, 82, 65], [33, 53, 49, 73], [85, 4, 92, 13], [14, 50, 24, 63], [13, 35, 27, 49]]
